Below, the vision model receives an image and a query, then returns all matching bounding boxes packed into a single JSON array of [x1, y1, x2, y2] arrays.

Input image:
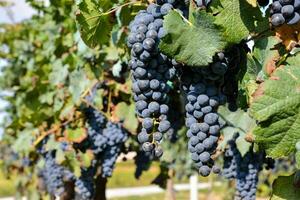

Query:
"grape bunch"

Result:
[[127, 1, 186, 158], [83, 108, 128, 178], [180, 80, 221, 176], [134, 150, 154, 179], [222, 134, 240, 179], [184, 85, 224, 176], [100, 122, 128, 177], [74, 167, 96, 200], [85, 108, 107, 154], [222, 134, 263, 200], [39, 151, 75, 197], [270, 0, 300, 26], [234, 152, 263, 200], [39, 144, 96, 199], [180, 53, 228, 176]]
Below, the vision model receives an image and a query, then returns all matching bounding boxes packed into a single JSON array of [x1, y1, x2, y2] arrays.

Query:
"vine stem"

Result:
[[177, 9, 193, 26], [276, 52, 289, 67], [106, 87, 113, 118], [84, 1, 145, 21], [80, 80, 110, 119], [33, 117, 74, 147], [246, 28, 272, 43]]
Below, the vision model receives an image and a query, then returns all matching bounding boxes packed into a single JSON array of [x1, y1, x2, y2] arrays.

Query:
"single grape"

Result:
[[287, 12, 300, 25], [160, 3, 173, 15], [271, 1, 282, 13], [271, 13, 285, 26], [158, 120, 171, 132], [282, 5, 294, 18], [199, 166, 211, 177], [138, 132, 150, 143], [197, 94, 209, 105], [153, 132, 163, 141], [142, 142, 154, 152], [154, 146, 163, 157], [199, 152, 211, 163], [143, 118, 153, 131], [204, 113, 219, 125]]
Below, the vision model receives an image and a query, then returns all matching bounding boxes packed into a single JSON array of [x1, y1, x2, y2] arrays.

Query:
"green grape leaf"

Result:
[[49, 60, 69, 85], [117, 3, 145, 26], [159, 10, 226, 67], [115, 102, 138, 133], [65, 151, 82, 177], [77, 150, 94, 168], [214, 0, 267, 44], [218, 106, 256, 133], [55, 149, 66, 164], [271, 174, 300, 200], [76, 0, 115, 48], [240, 35, 280, 105], [39, 91, 55, 105], [218, 106, 255, 156], [251, 56, 300, 158], [220, 127, 251, 156], [251, 36, 280, 77], [65, 127, 87, 143], [69, 68, 93, 105], [45, 135, 60, 151], [92, 89, 104, 111], [296, 152, 300, 169], [12, 128, 36, 153], [59, 99, 76, 120]]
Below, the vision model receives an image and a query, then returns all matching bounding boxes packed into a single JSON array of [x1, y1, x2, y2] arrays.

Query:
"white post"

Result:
[[190, 174, 198, 200]]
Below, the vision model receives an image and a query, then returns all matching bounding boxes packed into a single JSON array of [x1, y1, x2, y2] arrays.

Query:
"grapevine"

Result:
[[0, 0, 300, 199]]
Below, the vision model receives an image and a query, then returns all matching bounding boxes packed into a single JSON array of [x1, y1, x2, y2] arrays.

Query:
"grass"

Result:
[[0, 161, 269, 199], [107, 160, 161, 188], [0, 171, 16, 197], [0, 161, 178, 197]]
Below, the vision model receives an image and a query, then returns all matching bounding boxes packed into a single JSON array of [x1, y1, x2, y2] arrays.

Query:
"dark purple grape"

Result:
[[132, 43, 143, 54], [271, 13, 285, 26], [271, 1, 282, 13], [154, 146, 163, 157], [142, 142, 154, 152], [153, 132, 163, 141], [199, 166, 211, 177], [146, 30, 158, 39], [287, 12, 300, 25], [158, 120, 170, 132], [204, 113, 218, 125], [282, 5, 294, 18], [161, 3, 173, 15], [138, 131, 150, 143]]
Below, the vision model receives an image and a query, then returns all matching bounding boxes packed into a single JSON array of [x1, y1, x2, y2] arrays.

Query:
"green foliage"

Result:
[[296, 152, 300, 169], [115, 102, 138, 133], [160, 10, 226, 66], [76, 0, 116, 48], [251, 56, 300, 158], [251, 37, 280, 76], [218, 106, 255, 156], [271, 174, 300, 200], [0, 0, 141, 196], [1, 0, 300, 198], [214, 0, 268, 44]]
